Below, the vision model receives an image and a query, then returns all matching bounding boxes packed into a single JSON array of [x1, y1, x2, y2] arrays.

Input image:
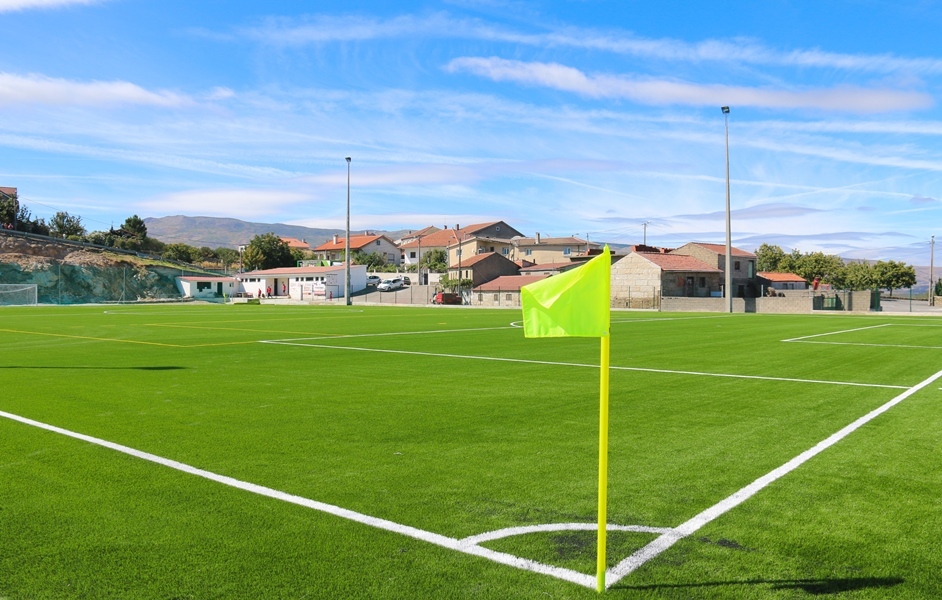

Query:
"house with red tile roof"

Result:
[[758, 271, 809, 292], [279, 236, 312, 251], [611, 251, 723, 306], [447, 251, 521, 288], [510, 233, 597, 263], [669, 242, 758, 297], [471, 274, 549, 307], [313, 233, 400, 266], [442, 221, 525, 267]]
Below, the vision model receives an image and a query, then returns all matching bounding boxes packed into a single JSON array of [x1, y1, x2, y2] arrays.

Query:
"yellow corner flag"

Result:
[[521, 246, 611, 338], [521, 246, 612, 593]]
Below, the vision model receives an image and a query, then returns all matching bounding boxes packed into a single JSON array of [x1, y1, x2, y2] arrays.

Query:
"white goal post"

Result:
[[0, 284, 38, 306]]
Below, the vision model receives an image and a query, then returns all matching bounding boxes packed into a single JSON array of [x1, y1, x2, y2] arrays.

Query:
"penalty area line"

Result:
[[604, 368, 942, 589]]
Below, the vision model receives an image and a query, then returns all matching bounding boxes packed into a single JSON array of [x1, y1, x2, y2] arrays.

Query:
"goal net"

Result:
[[0, 284, 38, 306]]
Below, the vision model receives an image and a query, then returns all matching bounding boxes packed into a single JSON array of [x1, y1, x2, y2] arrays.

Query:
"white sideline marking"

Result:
[[0, 409, 594, 588], [261, 340, 906, 390], [604, 368, 942, 589]]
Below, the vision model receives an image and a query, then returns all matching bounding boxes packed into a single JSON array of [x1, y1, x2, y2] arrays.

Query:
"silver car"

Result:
[[377, 278, 403, 291]]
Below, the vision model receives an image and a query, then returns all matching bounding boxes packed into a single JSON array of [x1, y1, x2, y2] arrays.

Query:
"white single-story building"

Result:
[[176, 276, 240, 299], [238, 264, 367, 299]]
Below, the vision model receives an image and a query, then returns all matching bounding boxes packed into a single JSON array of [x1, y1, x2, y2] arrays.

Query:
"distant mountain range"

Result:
[[143, 215, 412, 250]]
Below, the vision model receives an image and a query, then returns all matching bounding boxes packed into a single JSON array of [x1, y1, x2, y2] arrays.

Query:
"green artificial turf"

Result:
[[1, 305, 940, 598]]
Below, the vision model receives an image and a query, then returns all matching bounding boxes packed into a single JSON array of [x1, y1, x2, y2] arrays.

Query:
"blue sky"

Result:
[[2, 0, 942, 263]]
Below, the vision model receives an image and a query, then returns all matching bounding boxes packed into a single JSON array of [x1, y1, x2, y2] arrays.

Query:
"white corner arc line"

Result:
[[260, 340, 907, 390], [0, 410, 595, 589], [604, 368, 942, 589], [461, 523, 673, 546]]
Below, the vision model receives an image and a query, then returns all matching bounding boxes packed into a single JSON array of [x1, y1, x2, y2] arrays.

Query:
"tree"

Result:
[[243, 232, 294, 271], [420, 248, 448, 272], [871, 260, 916, 296], [842, 261, 874, 291], [49, 211, 87, 239], [755, 243, 786, 272], [935, 278, 942, 297], [0, 195, 49, 235], [122, 215, 147, 238], [163, 243, 196, 263], [438, 274, 473, 293], [216, 247, 239, 271], [198, 246, 217, 263]]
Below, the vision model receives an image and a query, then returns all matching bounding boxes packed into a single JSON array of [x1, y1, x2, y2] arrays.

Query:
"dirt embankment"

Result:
[[0, 233, 194, 304]]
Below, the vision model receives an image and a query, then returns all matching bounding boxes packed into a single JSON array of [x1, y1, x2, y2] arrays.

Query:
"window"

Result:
[[478, 293, 484, 301], [493, 293, 499, 301], [196, 281, 211, 291], [563, 247, 571, 255], [505, 294, 512, 301], [410, 251, 416, 258], [699, 277, 706, 287], [748, 261, 755, 278], [502, 248, 509, 256], [489, 246, 494, 252], [375, 240, 381, 245], [525, 249, 532, 256], [734, 261, 741, 270]]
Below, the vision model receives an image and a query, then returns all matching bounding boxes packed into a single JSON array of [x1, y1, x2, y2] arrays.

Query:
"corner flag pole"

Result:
[[596, 333, 611, 592]]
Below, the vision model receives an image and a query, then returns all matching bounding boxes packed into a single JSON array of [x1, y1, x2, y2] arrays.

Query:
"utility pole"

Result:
[[642, 221, 650, 246]]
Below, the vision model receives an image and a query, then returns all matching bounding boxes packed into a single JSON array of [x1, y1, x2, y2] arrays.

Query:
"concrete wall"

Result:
[[662, 297, 741, 312], [755, 295, 812, 314], [472, 289, 522, 307]]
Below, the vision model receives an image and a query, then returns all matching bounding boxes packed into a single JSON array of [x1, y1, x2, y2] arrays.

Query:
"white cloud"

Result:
[[239, 13, 942, 75], [0, 73, 190, 107], [445, 57, 932, 113], [139, 189, 311, 220], [0, 0, 99, 11]]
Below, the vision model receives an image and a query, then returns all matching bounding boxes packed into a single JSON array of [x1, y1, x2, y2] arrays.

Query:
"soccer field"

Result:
[[1, 304, 940, 599]]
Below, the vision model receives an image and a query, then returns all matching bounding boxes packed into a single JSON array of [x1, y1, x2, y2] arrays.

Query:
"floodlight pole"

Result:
[[345, 156, 352, 306], [722, 106, 732, 313], [931, 235, 936, 306]]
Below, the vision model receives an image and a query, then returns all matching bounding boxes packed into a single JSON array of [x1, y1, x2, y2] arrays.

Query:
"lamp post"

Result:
[[345, 156, 352, 306], [722, 106, 732, 313]]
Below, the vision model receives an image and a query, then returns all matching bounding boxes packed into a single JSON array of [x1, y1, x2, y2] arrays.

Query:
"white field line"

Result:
[[783, 323, 942, 350], [461, 523, 673, 546], [259, 325, 515, 342], [787, 341, 942, 350], [0, 409, 596, 589], [261, 340, 907, 390], [605, 368, 942, 589], [781, 323, 892, 342]]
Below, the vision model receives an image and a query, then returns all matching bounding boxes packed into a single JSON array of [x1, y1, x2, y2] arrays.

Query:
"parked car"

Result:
[[377, 278, 404, 291], [366, 275, 382, 286], [402, 276, 411, 285], [432, 292, 462, 305]]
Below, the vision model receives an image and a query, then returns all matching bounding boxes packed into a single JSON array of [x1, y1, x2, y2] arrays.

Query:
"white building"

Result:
[[238, 264, 367, 300], [176, 276, 240, 299]]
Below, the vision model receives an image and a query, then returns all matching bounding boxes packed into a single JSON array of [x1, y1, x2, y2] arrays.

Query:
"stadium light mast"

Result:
[[345, 156, 352, 306], [722, 106, 733, 313]]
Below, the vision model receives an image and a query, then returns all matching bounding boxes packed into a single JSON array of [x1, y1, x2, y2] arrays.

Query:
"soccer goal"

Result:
[[0, 284, 38, 306]]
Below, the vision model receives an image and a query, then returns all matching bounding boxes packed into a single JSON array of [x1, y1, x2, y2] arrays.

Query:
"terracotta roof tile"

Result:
[[473, 274, 549, 291], [758, 271, 807, 282], [635, 253, 722, 272]]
